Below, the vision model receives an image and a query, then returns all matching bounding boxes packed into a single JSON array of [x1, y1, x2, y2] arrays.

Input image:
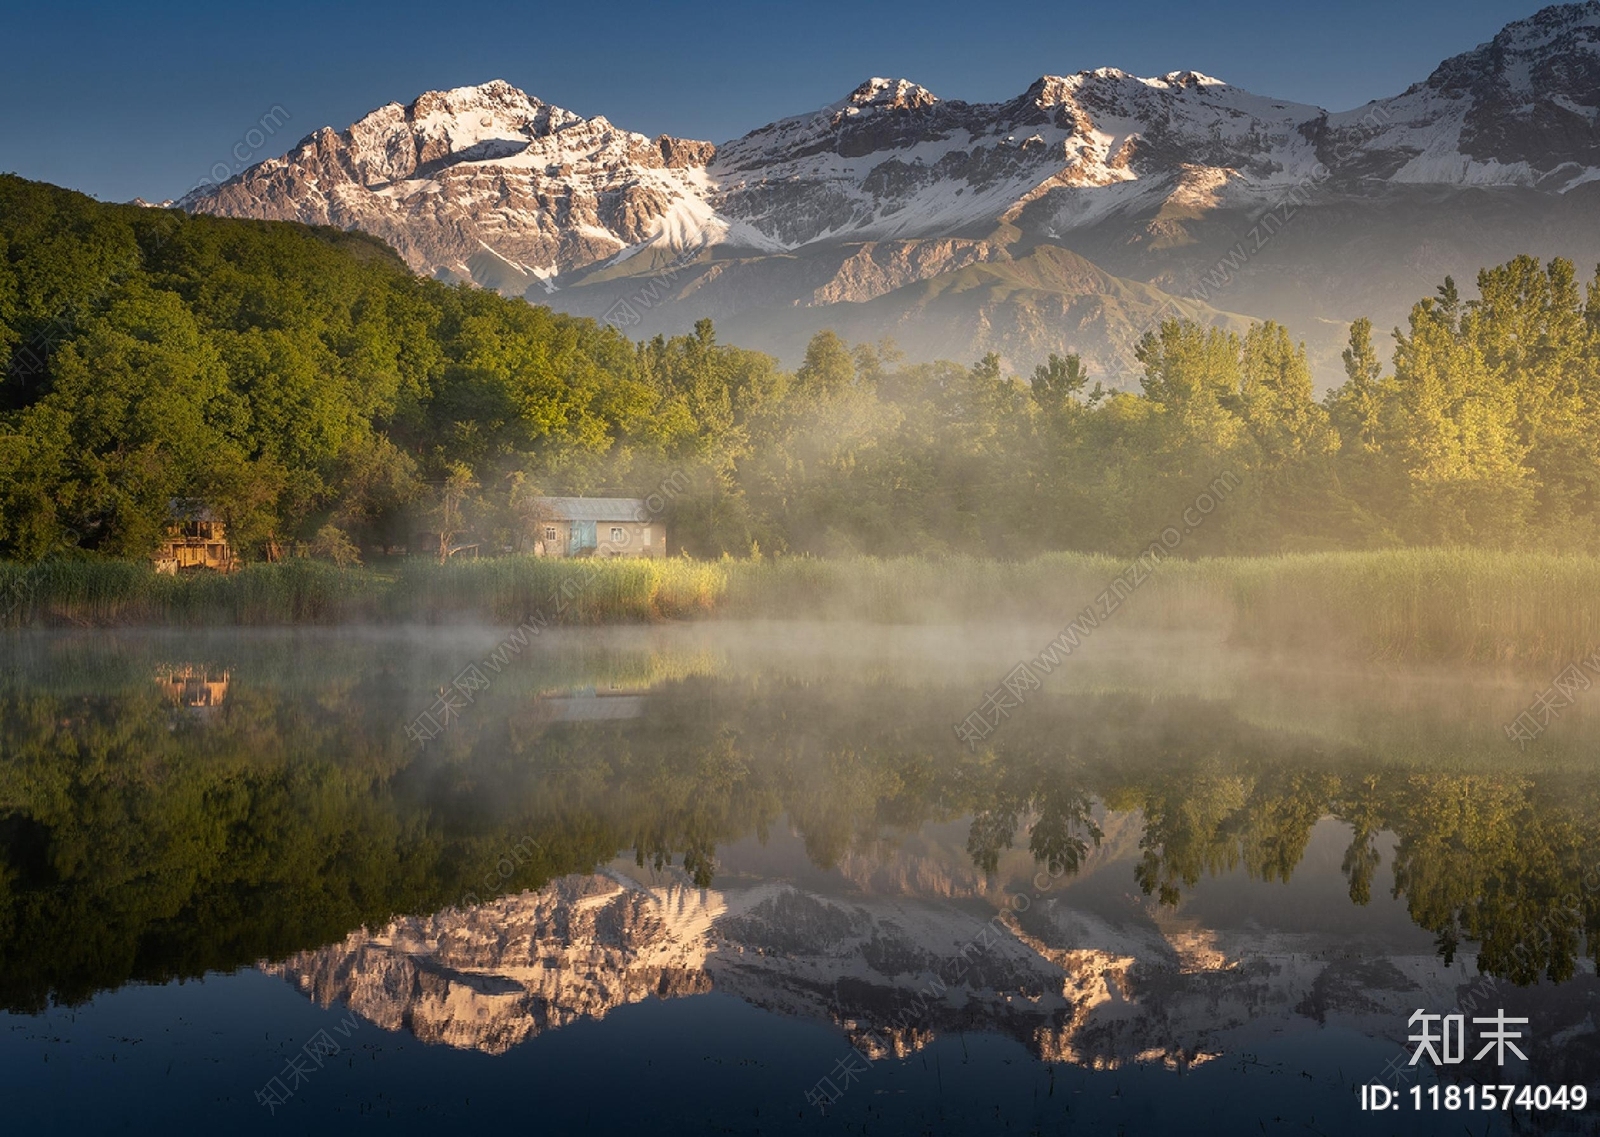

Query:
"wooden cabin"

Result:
[[154, 501, 236, 574], [530, 497, 662, 558]]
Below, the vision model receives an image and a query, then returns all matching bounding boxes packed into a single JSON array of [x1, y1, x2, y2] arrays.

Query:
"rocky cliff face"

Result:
[[1334, 0, 1600, 189], [183, 3, 1600, 383], [181, 80, 721, 292]]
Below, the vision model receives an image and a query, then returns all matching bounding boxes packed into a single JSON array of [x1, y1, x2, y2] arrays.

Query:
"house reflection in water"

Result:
[[156, 665, 231, 711], [537, 687, 648, 722]]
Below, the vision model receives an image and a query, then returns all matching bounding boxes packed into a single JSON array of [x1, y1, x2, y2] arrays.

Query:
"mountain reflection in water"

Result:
[[2, 624, 1598, 1133]]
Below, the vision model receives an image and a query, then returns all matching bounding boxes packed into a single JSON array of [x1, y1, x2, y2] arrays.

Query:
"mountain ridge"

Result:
[[181, 2, 1600, 382]]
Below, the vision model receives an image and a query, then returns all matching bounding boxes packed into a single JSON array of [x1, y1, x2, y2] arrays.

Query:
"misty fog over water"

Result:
[[1, 623, 1595, 1134]]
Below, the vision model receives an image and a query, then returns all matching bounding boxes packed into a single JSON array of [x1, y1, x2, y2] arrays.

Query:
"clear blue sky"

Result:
[[0, 0, 1548, 203]]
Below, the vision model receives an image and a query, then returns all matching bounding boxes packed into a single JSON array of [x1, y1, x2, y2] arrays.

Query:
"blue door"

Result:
[[569, 520, 596, 554]]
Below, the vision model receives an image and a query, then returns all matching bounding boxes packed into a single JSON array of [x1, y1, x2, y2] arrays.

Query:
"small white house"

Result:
[[531, 497, 662, 559]]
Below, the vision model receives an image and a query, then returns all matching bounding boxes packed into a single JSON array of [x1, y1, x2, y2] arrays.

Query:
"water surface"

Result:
[[2, 624, 1597, 1134]]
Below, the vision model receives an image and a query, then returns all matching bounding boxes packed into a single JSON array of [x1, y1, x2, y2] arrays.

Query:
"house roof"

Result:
[[535, 497, 652, 522]]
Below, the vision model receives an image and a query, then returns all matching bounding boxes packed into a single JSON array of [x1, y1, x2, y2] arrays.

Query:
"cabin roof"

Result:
[[534, 497, 651, 522]]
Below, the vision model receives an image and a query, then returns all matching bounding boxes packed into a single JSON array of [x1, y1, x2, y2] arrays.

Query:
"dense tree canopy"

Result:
[[5, 175, 1600, 561]]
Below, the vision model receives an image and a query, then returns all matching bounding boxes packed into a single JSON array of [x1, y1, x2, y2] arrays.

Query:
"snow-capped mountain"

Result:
[[182, 80, 720, 294], [1342, 0, 1600, 191], [709, 70, 1337, 249], [182, 3, 1600, 383]]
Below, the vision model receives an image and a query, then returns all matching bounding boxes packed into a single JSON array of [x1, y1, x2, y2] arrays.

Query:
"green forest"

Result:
[[4, 173, 1600, 562]]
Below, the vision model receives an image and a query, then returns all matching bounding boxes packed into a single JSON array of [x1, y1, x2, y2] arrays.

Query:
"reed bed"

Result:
[[389, 556, 728, 624], [0, 556, 727, 628], [720, 549, 1600, 664], [6, 549, 1600, 665], [0, 559, 376, 626], [719, 554, 1124, 624], [1190, 548, 1600, 664]]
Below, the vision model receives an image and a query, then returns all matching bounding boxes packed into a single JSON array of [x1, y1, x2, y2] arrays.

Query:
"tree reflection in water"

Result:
[[1, 627, 1598, 1019]]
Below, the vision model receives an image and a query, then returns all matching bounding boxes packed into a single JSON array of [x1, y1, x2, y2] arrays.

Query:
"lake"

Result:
[[2, 624, 1597, 1134]]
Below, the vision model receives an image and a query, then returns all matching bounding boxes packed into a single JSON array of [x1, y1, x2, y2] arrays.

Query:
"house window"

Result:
[[641, 527, 651, 546], [610, 527, 625, 542], [544, 526, 556, 540]]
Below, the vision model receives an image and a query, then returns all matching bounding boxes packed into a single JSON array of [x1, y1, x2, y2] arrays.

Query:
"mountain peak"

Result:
[[405, 79, 549, 116], [1505, 0, 1600, 42], [400, 79, 578, 133], [1159, 70, 1227, 89], [1375, 0, 1600, 178], [844, 77, 939, 111], [1020, 68, 1229, 108], [1426, 0, 1600, 96], [456, 78, 525, 99]]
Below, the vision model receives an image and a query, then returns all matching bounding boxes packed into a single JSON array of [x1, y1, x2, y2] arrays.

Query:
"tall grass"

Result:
[[0, 559, 376, 626], [7, 549, 1600, 665], [720, 552, 1244, 631], [1197, 548, 1600, 663], [719, 554, 1125, 625], [720, 549, 1600, 664], [0, 556, 728, 629], [389, 556, 727, 623]]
